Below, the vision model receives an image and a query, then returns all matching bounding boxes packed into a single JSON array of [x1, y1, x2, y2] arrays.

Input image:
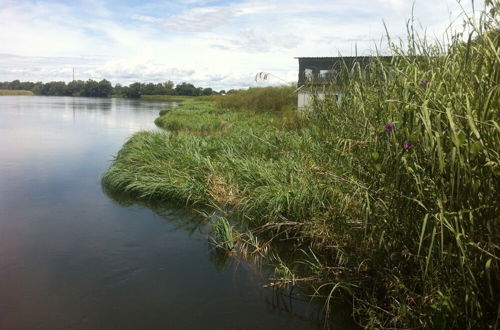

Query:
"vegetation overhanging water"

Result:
[[102, 7, 499, 329], [0, 96, 330, 329]]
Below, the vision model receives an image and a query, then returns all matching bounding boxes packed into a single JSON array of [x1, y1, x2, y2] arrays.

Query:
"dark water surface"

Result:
[[0, 96, 325, 330]]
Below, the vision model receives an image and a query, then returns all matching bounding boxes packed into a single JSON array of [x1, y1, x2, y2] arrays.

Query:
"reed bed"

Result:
[[140, 95, 192, 102], [103, 8, 499, 328], [0, 89, 33, 95], [213, 86, 296, 113], [303, 10, 499, 328]]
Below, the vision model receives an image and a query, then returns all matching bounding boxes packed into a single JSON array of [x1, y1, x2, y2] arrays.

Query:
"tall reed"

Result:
[[213, 86, 296, 113], [308, 7, 499, 328]]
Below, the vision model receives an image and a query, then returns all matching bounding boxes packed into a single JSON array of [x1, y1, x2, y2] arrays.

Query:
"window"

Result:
[[304, 68, 313, 81], [319, 69, 335, 80]]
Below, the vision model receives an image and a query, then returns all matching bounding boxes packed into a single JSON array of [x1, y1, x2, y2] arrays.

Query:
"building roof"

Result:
[[296, 56, 392, 86], [295, 56, 391, 60]]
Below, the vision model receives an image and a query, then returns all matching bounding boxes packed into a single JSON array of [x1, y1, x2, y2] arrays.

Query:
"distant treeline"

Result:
[[0, 80, 224, 98]]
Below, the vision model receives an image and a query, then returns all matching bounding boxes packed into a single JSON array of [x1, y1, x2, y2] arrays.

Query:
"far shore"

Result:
[[0, 89, 34, 96], [139, 95, 193, 102], [0, 91, 199, 101]]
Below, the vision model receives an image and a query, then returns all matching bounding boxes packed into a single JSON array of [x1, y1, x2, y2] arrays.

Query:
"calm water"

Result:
[[0, 96, 327, 330]]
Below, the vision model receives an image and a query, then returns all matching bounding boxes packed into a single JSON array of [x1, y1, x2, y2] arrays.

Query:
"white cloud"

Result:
[[163, 6, 236, 31], [0, 0, 486, 90], [131, 14, 162, 23], [220, 29, 302, 53]]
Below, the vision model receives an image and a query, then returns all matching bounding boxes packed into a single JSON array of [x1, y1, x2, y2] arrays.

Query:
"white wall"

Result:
[[298, 91, 341, 111]]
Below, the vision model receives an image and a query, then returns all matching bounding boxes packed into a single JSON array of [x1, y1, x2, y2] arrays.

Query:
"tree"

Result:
[[124, 82, 143, 98], [67, 80, 85, 96], [97, 79, 112, 97], [202, 88, 213, 96], [175, 82, 197, 96], [45, 81, 68, 96], [82, 80, 99, 97], [19, 81, 35, 91], [112, 83, 125, 97], [142, 83, 156, 95], [163, 80, 174, 91], [9, 80, 21, 90]]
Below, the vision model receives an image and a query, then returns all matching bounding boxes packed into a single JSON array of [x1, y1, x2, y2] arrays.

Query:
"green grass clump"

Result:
[[154, 100, 239, 134], [154, 99, 289, 135], [0, 89, 33, 95], [103, 7, 499, 329], [104, 100, 323, 222], [210, 217, 236, 251], [213, 86, 296, 113]]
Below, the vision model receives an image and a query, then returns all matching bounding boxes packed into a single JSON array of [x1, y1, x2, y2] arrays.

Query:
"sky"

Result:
[[0, 0, 485, 90]]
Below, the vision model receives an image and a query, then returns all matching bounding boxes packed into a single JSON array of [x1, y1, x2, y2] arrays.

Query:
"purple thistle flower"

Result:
[[385, 123, 394, 132], [404, 141, 414, 150], [419, 80, 430, 88]]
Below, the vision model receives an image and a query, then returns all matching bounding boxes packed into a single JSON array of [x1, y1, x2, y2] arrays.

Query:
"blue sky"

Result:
[[0, 0, 484, 90]]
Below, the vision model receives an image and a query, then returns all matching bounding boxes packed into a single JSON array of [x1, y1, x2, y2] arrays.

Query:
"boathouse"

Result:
[[296, 56, 392, 110]]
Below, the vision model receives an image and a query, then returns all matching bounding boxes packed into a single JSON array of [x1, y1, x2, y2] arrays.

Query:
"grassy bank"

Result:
[[0, 89, 34, 95], [153, 99, 289, 134], [103, 10, 498, 329], [104, 99, 310, 210]]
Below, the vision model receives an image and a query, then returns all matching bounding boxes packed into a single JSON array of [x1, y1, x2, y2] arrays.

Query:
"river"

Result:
[[0, 96, 328, 329]]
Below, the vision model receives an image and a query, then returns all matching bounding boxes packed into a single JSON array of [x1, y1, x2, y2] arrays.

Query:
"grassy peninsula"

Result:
[[0, 89, 33, 95], [102, 15, 499, 329]]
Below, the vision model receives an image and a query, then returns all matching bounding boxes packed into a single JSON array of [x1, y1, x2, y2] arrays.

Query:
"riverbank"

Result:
[[0, 96, 318, 329], [0, 89, 33, 95], [140, 95, 193, 102], [103, 99, 306, 208], [102, 16, 498, 329]]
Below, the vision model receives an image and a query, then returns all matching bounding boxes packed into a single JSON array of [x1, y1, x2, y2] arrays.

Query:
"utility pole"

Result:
[[72, 68, 75, 81]]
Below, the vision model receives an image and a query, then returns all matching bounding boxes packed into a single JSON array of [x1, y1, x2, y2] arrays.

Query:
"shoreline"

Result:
[[101, 24, 499, 328], [0, 89, 34, 96]]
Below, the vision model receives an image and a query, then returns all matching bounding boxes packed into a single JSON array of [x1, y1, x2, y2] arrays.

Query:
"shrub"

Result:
[[212, 86, 296, 113]]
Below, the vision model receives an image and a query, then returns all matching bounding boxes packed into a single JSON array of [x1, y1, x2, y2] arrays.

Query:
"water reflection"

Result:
[[103, 186, 207, 236], [0, 96, 323, 329], [103, 187, 325, 329], [103, 184, 359, 330]]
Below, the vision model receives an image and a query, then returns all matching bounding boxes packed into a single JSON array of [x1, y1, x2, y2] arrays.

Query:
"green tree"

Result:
[[32, 82, 43, 95], [45, 81, 68, 96], [163, 80, 174, 91], [124, 82, 143, 98], [82, 80, 99, 97], [97, 79, 112, 97], [9, 80, 21, 90], [175, 82, 197, 96], [67, 80, 85, 96], [202, 88, 213, 96]]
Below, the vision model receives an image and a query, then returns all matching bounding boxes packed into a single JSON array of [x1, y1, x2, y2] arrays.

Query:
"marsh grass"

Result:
[[210, 217, 236, 251], [103, 7, 499, 328], [0, 89, 33, 95], [154, 99, 296, 135], [213, 86, 296, 113], [304, 7, 499, 328], [154, 101, 238, 134], [141, 94, 192, 102]]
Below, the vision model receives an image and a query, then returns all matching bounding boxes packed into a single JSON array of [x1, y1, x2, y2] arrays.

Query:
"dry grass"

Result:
[[207, 173, 240, 206], [0, 89, 33, 96]]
